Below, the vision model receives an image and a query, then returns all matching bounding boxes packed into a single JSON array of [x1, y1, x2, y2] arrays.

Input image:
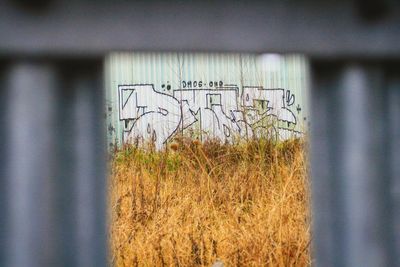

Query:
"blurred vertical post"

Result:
[[387, 66, 400, 267], [72, 62, 107, 267], [311, 61, 397, 267], [310, 63, 345, 267], [7, 61, 57, 267], [0, 62, 8, 267], [3, 60, 107, 267]]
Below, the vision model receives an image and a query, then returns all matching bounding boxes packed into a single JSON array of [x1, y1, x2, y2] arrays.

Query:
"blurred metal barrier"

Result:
[[311, 62, 399, 267], [0, 1, 399, 267], [0, 60, 106, 267]]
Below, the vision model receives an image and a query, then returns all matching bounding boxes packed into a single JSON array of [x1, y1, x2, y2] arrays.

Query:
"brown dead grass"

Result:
[[109, 138, 311, 266]]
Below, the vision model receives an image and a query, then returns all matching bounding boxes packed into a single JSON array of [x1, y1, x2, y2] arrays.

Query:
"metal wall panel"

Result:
[[105, 52, 309, 148]]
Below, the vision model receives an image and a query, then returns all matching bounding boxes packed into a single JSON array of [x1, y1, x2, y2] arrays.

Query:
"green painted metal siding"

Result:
[[105, 52, 309, 148]]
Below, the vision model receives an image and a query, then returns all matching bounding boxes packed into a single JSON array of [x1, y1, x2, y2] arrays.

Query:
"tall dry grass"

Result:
[[109, 138, 311, 266]]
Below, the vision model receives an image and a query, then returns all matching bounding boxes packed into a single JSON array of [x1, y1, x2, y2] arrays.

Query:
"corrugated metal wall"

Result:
[[105, 52, 309, 148]]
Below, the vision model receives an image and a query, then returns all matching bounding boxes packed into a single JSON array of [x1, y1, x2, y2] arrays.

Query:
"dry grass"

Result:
[[109, 138, 311, 266]]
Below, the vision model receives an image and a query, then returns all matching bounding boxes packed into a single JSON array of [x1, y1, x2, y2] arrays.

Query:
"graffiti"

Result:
[[242, 86, 297, 126], [119, 84, 301, 149]]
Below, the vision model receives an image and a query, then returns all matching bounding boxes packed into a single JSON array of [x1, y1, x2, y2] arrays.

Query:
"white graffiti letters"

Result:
[[119, 84, 300, 148]]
